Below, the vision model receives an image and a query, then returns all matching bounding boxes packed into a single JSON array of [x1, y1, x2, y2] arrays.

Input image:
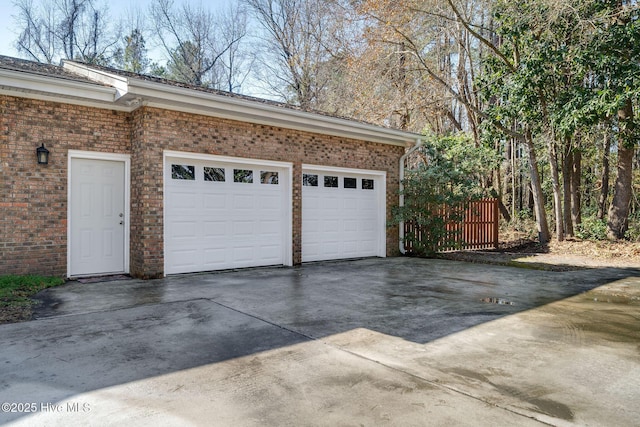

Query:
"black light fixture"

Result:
[[36, 143, 50, 165]]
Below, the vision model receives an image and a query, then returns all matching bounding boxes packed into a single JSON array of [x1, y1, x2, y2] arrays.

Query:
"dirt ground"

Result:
[[0, 305, 33, 325], [440, 239, 640, 271]]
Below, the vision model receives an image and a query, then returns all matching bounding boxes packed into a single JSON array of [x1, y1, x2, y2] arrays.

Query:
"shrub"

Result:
[[392, 132, 495, 256], [625, 214, 640, 242], [575, 216, 608, 240]]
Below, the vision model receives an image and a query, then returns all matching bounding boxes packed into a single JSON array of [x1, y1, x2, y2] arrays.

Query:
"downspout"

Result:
[[399, 138, 423, 254]]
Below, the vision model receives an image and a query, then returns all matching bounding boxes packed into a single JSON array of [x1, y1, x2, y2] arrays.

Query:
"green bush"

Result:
[[575, 216, 609, 240], [625, 214, 640, 242], [392, 132, 495, 256]]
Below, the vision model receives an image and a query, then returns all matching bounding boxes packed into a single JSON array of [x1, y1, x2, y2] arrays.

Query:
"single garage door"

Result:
[[302, 166, 386, 262], [165, 154, 291, 274]]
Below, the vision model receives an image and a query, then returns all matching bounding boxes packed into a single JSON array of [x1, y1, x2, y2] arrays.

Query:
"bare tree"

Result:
[[113, 6, 151, 73], [150, 0, 244, 87], [13, 0, 119, 64], [14, 0, 58, 63], [211, 3, 251, 93], [243, 0, 336, 108]]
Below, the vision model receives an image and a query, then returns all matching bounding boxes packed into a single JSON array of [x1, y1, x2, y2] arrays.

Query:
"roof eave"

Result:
[[127, 79, 417, 146], [0, 68, 118, 105], [5, 60, 420, 146]]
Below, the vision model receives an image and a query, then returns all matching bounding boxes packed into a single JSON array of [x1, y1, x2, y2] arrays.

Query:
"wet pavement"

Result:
[[1, 257, 639, 426]]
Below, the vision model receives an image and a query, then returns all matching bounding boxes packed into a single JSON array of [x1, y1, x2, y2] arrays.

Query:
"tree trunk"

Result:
[[510, 138, 516, 218], [548, 137, 564, 241], [607, 100, 635, 239], [571, 147, 582, 228], [562, 140, 574, 237], [490, 188, 512, 222], [525, 134, 550, 243], [597, 130, 611, 220]]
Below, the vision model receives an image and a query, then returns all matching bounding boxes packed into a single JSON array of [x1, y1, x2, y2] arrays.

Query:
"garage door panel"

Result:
[[171, 221, 198, 239], [343, 241, 358, 253], [203, 193, 228, 209], [359, 240, 377, 252], [232, 220, 255, 236], [171, 191, 199, 209], [233, 194, 255, 210], [203, 248, 227, 266], [304, 221, 320, 233], [318, 241, 340, 255], [360, 219, 376, 232], [169, 249, 200, 269], [304, 243, 320, 257], [257, 245, 282, 262], [233, 246, 254, 262], [165, 156, 288, 274], [203, 220, 227, 237], [304, 196, 320, 210], [344, 219, 358, 232], [302, 169, 384, 262], [259, 219, 282, 235], [323, 219, 340, 232], [323, 197, 340, 209], [343, 198, 358, 210], [258, 194, 282, 210]]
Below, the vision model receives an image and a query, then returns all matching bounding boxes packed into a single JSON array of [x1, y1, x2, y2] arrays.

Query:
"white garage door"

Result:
[[302, 167, 386, 262], [165, 155, 291, 274]]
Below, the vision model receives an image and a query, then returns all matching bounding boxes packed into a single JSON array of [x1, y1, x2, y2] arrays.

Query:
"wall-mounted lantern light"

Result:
[[36, 143, 50, 165]]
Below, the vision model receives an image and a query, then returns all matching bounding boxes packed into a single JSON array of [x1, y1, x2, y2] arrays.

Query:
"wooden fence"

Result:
[[404, 198, 499, 253]]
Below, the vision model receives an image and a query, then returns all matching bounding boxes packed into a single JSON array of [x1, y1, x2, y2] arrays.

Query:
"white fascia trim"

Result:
[[164, 150, 293, 169], [0, 88, 131, 112], [0, 68, 117, 102], [67, 150, 131, 277], [302, 163, 387, 177], [130, 79, 416, 146], [162, 150, 294, 274], [62, 61, 129, 99]]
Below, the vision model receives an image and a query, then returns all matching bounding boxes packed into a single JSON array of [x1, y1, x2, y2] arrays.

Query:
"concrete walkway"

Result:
[[1, 258, 639, 426]]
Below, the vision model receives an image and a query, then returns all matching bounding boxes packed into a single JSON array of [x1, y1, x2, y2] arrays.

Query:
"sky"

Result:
[[0, 0, 230, 61]]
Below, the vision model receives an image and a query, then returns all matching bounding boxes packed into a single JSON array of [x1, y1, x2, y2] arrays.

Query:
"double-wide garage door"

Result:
[[164, 154, 385, 275]]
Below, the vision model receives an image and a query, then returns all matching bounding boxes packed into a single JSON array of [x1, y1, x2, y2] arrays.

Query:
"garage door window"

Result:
[[234, 169, 253, 183], [362, 179, 374, 190], [344, 177, 357, 189], [303, 174, 318, 186], [261, 171, 279, 184], [204, 167, 225, 182], [324, 176, 338, 188], [172, 164, 195, 180]]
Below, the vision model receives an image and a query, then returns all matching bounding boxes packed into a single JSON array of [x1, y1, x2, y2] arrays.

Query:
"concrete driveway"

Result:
[[1, 257, 639, 426]]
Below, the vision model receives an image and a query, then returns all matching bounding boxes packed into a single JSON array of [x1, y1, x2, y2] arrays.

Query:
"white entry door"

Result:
[[69, 158, 126, 276]]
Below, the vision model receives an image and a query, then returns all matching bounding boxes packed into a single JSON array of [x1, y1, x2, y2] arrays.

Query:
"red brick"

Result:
[[1, 97, 404, 278]]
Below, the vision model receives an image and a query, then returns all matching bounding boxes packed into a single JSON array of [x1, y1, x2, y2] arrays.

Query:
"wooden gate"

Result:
[[404, 198, 499, 254]]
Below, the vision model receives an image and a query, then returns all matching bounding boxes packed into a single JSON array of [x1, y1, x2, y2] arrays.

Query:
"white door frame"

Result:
[[163, 150, 293, 275], [302, 163, 387, 259], [67, 150, 131, 277]]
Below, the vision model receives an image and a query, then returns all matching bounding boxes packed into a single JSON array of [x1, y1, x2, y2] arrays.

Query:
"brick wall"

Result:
[[132, 107, 404, 277], [1, 97, 404, 278], [0, 96, 130, 277]]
